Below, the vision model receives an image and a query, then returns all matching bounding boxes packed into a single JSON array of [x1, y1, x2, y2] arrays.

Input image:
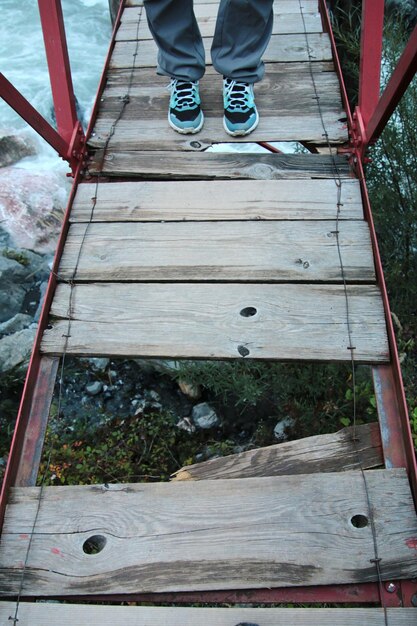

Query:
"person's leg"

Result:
[[143, 0, 205, 133], [143, 0, 205, 82], [211, 0, 274, 83], [211, 0, 274, 136]]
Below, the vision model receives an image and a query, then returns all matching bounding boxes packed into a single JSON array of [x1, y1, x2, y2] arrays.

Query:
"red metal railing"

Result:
[[0, 0, 416, 608], [0, 0, 85, 174], [354, 0, 417, 157]]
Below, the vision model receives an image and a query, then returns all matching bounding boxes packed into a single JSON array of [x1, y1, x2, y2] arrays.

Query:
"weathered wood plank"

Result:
[[125, 0, 320, 13], [58, 220, 375, 283], [1, 470, 416, 595], [172, 423, 383, 481], [110, 34, 332, 70], [89, 114, 347, 150], [98, 68, 342, 117], [1, 603, 417, 626], [104, 63, 336, 92], [42, 283, 389, 361], [71, 179, 363, 222], [117, 12, 323, 41], [88, 152, 352, 180]]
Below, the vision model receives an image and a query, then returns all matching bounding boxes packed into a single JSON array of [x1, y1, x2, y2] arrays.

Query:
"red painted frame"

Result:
[[0, 0, 126, 528], [0, 1, 85, 174], [0, 0, 416, 608]]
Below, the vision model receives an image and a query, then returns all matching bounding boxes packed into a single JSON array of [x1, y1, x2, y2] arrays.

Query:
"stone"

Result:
[[0, 327, 36, 373], [273, 417, 296, 441], [85, 381, 103, 396], [0, 313, 32, 336], [33, 281, 48, 322], [192, 402, 220, 429], [0, 133, 37, 168], [178, 379, 201, 400], [0, 167, 67, 254], [88, 357, 110, 372], [176, 417, 196, 434]]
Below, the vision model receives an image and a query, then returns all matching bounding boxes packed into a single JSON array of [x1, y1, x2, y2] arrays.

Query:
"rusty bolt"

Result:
[[385, 582, 397, 593]]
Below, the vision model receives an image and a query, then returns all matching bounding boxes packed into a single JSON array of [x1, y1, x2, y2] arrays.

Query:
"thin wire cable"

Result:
[[9, 7, 143, 622], [298, 2, 388, 621]]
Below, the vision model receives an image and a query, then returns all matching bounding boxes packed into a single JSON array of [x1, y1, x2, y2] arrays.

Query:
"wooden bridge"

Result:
[[1, 0, 417, 623]]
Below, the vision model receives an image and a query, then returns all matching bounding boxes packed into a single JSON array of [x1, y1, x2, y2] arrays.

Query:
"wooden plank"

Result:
[[58, 220, 375, 283], [89, 114, 347, 150], [88, 152, 353, 180], [172, 423, 383, 481], [1, 603, 417, 626], [104, 63, 336, 91], [125, 0, 320, 13], [117, 12, 323, 41], [41, 283, 389, 361], [110, 34, 332, 70], [1, 470, 416, 595], [71, 179, 364, 223], [98, 68, 342, 117]]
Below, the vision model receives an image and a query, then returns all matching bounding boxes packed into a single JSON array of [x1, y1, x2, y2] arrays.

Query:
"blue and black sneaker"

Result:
[[168, 79, 204, 134], [223, 78, 259, 136]]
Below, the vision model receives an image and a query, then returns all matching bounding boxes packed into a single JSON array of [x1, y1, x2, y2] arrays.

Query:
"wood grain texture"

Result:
[[58, 220, 375, 283], [1, 603, 417, 626], [71, 179, 363, 222], [89, 114, 347, 150], [41, 283, 389, 362], [172, 423, 383, 481], [88, 152, 352, 179], [109, 34, 332, 70], [98, 66, 342, 115], [117, 12, 323, 41], [1, 470, 416, 595], [125, 0, 320, 15], [100, 63, 341, 108]]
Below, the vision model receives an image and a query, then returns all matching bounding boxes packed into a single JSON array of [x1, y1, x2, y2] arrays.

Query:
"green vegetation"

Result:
[[332, 4, 417, 446], [2, 248, 30, 266]]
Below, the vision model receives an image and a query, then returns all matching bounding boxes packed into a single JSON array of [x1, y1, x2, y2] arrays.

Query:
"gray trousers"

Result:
[[143, 0, 274, 83]]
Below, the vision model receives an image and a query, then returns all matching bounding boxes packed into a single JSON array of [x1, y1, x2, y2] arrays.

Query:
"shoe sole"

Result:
[[168, 111, 204, 134], [223, 110, 259, 137]]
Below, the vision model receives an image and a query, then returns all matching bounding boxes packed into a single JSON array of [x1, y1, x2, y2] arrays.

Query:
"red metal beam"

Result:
[[44, 582, 407, 606], [0, 0, 126, 532], [366, 21, 417, 145], [0, 72, 69, 158], [14, 357, 60, 487], [38, 0, 79, 146], [357, 159, 417, 505], [358, 0, 385, 129]]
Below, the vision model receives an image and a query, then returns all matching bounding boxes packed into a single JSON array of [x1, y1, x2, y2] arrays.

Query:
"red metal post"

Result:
[[358, 0, 385, 129], [38, 0, 79, 146], [0, 73, 69, 158], [366, 21, 417, 145]]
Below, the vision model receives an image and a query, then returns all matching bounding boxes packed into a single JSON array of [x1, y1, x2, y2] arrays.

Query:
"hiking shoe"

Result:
[[223, 78, 259, 136], [168, 79, 204, 134]]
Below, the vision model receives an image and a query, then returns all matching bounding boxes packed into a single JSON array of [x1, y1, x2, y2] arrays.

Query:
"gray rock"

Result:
[[0, 253, 28, 281], [0, 133, 37, 168], [0, 313, 32, 336], [0, 282, 26, 322], [0, 327, 36, 373], [88, 357, 110, 372], [176, 417, 196, 433], [85, 381, 103, 396], [273, 417, 296, 441], [33, 281, 48, 322], [192, 402, 220, 429]]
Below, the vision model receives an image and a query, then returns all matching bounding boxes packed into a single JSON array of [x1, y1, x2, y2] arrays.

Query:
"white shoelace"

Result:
[[169, 80, 199, 110], [224, 79, 253, 111]]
